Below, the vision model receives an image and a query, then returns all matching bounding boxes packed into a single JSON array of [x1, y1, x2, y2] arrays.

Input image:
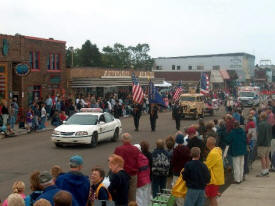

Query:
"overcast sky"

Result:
[[1, 0, 275, 63]]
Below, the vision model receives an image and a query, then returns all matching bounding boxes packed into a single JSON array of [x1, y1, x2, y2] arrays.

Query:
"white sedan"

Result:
[[51, 108, 122, 147]]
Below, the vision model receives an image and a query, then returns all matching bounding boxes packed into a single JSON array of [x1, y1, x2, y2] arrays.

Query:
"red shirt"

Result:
[[114, 143, 139, 176], [59, 113, 67, 121], [245, 121, 255, 133]]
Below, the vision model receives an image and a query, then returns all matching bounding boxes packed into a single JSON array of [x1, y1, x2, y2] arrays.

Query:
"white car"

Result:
[[51, 108, 122, 147]]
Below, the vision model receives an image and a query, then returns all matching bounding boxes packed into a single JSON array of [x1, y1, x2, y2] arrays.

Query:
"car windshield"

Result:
[[239, 92, 254, 97], [65, 114, 98, 125], [180, 96, 196, 101]]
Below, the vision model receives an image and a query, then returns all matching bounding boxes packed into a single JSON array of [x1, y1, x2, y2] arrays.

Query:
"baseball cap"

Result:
[[39, 171, 53, 184], [186, 127, 196, 135], [69, 155, 83, 167], [175, 134, 184, 144]]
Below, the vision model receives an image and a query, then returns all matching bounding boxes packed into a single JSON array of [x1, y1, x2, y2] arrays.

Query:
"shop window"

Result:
[[197, 66, 204, 70], [48, 53, 61, 71], [172, 65, 175, 70], [177, 66, 181, 70], [188, 66, 192, 70], [33, 85, 41, 101], [29, 51, 40, 70]]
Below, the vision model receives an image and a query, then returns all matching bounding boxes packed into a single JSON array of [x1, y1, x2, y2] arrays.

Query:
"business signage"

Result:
[[15, 63, 31, 76]]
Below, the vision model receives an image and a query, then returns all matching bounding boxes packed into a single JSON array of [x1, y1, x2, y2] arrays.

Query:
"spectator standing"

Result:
[[183, 147, 210, 206], [187, 127, 205, 159], [204, 137, 224, 206], [34, 199, 51, 206], [56, 155, 90, 206], [25, 171, 43, 206], [217, 120, 227, 151], [226, 121, 247, 183], [171, 133, 191, 206], [54, 191, 73, 206], [40, 104, 47, 130], [140, 141, 153, 180], [114, 133, 139, 202], [2, 181, 26, 206], [87, 167, 111, 205], [151, 139, 170, 197], [45, 95, 53, 118], [108, 154, 130, 206], [1, 102, 9, 127], [256, 112, 272, 177], [134, 144, 151, 206]]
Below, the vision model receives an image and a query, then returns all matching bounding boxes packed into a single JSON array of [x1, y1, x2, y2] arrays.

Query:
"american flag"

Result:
[[173, 86, 183, 101], [200, 72, 209, 95], [132, 72, 144, 104]]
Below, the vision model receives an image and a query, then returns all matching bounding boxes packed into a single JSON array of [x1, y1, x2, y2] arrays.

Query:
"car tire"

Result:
[[55, 143, 62, 148], [112, 128, 119, 142], [193, 112, 199, 120], [90, 133, 98, 148], [200, 112, 204, 118]]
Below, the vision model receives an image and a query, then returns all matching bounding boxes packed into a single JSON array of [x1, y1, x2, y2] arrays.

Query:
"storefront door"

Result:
[[0, 62, 8, 101]]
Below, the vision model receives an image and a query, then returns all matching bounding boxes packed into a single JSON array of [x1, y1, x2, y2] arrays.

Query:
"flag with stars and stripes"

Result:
[[132, 72, 144, 104], [200, 72, 209, 95]]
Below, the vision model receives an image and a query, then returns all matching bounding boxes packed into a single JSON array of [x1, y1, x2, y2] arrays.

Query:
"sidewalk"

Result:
[[1, 121, 54, 138], [218, 160, 275, 206]]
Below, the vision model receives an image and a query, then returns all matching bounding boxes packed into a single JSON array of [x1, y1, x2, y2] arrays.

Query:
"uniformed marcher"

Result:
[[149, 103, 159, 132], [172, 102, 182, 130], [132, 102, 143, 131]]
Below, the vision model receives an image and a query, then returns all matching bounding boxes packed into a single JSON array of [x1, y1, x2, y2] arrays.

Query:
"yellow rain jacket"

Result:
[[204, 147, 224, 185]]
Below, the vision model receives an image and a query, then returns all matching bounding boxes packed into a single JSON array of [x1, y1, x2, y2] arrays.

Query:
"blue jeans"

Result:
[[184, 188, 205, 206], [152, 175, 166, 198], [10, 116, 16, 129], [39, 117, 46, 129]]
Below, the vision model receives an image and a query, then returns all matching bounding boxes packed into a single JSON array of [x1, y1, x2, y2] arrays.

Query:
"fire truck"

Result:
[[238, 86, 260, 107]]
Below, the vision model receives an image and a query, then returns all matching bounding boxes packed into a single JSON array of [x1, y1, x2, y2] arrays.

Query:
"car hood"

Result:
[[238, 97, 253, 100], [180, 101, 197, 107], [54, 124, 97, 132]]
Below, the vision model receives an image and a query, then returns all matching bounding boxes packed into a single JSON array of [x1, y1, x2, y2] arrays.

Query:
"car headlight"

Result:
[[53, 130, 61, 135], [75, 131, 88, 136]]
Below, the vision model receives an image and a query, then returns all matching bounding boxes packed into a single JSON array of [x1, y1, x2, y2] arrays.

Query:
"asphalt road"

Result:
[[0, 108, 228, 200]]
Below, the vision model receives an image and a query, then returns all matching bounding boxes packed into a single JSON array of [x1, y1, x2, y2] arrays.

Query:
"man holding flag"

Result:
[[148, 81, 166, 132], [172, 82, 183, 130], [131, 73, 144, 131]]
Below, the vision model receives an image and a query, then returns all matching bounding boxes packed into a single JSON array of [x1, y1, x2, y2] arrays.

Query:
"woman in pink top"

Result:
[[3, 181, 26, 206]]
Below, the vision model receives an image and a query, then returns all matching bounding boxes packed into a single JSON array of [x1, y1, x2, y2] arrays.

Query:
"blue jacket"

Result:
[[226, 128, 247, 157], [36, 185, 79, 206], [56, 171, 90, 206], [25, 191, 43, 206]]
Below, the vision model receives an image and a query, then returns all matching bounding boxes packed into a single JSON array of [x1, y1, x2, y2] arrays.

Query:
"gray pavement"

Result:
[[218, 160, 275, 206]]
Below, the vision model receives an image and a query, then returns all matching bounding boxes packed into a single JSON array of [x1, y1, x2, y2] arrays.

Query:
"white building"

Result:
[[153, 53, 255, 82]]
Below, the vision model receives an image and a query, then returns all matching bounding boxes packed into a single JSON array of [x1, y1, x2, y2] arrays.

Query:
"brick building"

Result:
[[0, 34, 66, 109]]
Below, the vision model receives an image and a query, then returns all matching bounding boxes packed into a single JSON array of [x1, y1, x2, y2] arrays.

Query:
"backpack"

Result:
[[152, 150, 170, 176]]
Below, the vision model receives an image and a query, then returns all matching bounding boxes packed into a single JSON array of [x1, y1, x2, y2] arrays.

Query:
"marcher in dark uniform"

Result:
[[149, 103, 159, 132], [172, 102, 182, 131], [132, 102, 143, 131], [113, 101, 120, 119]]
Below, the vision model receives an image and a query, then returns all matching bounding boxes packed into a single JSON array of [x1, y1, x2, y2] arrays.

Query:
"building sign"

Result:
[[2, 39, 8, 56], [15, 63, 30, 76], [230, 57, 242, 69], [102, 70, 154, 79], [50, 76, 61, 84]]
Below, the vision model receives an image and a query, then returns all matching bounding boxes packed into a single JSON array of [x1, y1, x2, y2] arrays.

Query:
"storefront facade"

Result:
[[0, 34, 66, 108], [67, 68, 163, 97]]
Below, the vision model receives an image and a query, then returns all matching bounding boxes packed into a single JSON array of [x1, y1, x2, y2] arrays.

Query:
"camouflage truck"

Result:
[[179, 93, 205, 120]]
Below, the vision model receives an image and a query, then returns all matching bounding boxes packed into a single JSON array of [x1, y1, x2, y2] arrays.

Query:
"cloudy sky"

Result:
[[1, 0, 275, 63]]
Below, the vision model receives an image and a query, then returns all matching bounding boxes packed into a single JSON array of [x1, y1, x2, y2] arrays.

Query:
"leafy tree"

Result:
[[79, 40, 102, 67]]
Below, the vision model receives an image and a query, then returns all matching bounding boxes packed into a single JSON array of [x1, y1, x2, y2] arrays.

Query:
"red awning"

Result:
[[219, 69, 230, 80]]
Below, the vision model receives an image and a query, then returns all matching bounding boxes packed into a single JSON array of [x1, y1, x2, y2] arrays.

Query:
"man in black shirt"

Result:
[[182, 147, 210, 206], [132, 103, 142, 131], [187, 127, 205, 160]]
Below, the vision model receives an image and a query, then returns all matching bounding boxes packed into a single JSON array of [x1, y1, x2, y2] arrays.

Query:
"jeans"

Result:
[[152, 175, 166, 198], [184, 188, 205, 206], [40, 117, 46, 129], [10, 116, 16, 129]]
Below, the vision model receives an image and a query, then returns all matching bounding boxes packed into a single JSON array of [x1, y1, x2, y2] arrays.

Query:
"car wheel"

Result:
[[55, 143, 62, 148], [200, 112, 205, 118], [112, 128, 119, 142], [90, 133, 98, 148]]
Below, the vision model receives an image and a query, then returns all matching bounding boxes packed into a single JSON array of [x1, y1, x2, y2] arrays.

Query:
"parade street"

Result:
[[0, 109, 225, 199]]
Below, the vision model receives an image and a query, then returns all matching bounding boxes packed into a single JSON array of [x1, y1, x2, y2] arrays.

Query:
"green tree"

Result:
[[79, 40, 102, 67]]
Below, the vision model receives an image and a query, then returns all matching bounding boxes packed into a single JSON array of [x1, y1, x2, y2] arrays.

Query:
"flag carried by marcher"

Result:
[[173, 81, 183, 101], [200, 72, 209, 95], [148, 81, 166, 107], [132, 72, 144, 104]]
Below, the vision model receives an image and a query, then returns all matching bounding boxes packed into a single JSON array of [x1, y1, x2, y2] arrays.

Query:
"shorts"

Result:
[[257, 146, 271, 158], [205, 184, 219, 198]]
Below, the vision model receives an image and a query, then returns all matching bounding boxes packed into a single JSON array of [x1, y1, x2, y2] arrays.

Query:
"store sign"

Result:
[[50, 76, 61, 84], [15, 63, 30, 76], [102, 70, 154, 78], [2, 39, 8, 56]]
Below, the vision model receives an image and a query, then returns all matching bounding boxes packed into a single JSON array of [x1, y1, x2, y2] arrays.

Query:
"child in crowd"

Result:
[[26, 108, 33, 132]]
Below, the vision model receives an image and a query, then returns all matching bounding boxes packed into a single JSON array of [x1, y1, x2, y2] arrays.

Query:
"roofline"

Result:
[[154, 52, 255, 59], [24, 35, 66, 44]]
